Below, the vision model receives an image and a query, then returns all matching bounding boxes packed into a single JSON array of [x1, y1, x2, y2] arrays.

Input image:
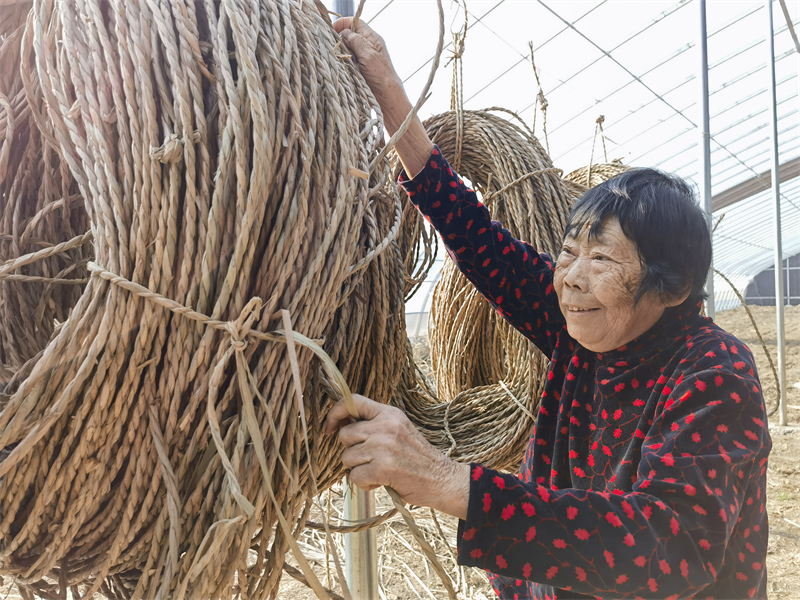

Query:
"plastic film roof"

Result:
[[325, 0, 800, 325]]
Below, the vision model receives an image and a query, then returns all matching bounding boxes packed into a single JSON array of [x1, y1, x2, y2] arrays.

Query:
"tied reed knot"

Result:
[[225, 297, 264, 354]]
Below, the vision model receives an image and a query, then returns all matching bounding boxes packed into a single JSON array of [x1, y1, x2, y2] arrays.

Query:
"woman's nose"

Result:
[[563, 257, 590, 291]]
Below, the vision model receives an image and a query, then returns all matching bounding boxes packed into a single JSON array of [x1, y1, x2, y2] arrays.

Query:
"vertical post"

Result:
[[333, 0, 354, 18], [343, 485, 379, 599], [766, 0, 788, 425], [331, 4, 379, 594], [699, 0, 715, 320]]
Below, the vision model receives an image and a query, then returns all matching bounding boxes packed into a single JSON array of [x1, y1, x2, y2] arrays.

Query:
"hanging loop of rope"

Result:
[[396, 109, 574, 471], [446, 0, 469, 173], [587, 114, 609, 186], [529, 41, 550, 154]]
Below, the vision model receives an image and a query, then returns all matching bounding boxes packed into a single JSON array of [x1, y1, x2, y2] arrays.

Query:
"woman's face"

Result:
[[553, 217, 679, 353]]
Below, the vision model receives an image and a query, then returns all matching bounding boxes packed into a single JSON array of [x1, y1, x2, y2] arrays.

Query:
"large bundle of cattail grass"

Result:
[[0, 1, 91, 384], [394, 109, 575, 472], [0, 0, 409, 597]]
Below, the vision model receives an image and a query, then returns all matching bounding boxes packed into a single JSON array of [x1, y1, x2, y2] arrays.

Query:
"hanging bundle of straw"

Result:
[[395, 109, 574, 472], [564, 159, 630, 189], [0, 0, 409, 597]]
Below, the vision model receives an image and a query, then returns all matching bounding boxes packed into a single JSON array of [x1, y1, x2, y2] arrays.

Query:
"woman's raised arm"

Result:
[[335, 19, 565, 355]]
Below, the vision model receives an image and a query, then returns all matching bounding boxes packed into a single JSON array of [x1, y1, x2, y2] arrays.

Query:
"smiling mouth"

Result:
[[565, 306, 598, 313]]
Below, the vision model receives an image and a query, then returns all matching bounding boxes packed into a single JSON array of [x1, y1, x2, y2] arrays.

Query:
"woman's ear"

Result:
[[662, 284, 691, 308]]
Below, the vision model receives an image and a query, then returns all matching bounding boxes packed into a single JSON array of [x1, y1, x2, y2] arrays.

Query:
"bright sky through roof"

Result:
[[324, 0, 799, 315]]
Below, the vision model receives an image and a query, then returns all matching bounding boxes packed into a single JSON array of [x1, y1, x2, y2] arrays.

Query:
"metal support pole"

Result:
[[331, 4, 379, 593], [699, 0, 715, 320], [343, 485, 379, 599], [766, 0, 788, 425], [333, 0, 354, 18]]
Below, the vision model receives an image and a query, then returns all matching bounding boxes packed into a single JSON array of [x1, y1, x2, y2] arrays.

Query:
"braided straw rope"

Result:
[[0, 0, 447, 596], [0, 0, 91, 384], [395, 109, 574, 472], [2, 0, 634, 595]]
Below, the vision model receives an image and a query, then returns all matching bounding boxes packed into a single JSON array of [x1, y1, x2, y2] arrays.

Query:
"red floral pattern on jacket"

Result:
[[399, 147, 771, 599]]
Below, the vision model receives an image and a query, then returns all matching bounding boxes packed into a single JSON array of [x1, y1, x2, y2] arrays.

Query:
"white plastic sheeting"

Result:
[[324, 0, 799, 326]]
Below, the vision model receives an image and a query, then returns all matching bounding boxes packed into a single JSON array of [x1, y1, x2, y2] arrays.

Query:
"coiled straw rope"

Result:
[[393, 120, 635, 476], [564, 160, 629, 190], [395, 109, 575, 472], [0, 0, 91, 384], [1, 0, 635, 594], [0, 0, 458, 597]]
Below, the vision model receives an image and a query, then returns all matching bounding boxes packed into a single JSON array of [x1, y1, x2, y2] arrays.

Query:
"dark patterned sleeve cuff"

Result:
[[397, 145, 452, 211], [396, 146, 442, 185], [456, 464, 524, 570]]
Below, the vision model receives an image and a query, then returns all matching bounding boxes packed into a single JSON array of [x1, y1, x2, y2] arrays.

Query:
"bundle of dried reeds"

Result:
[[0, 0, 90, 384], [395, 109, 575, 472], [564, 159, 630, 189], [0, 0, 411, 597]]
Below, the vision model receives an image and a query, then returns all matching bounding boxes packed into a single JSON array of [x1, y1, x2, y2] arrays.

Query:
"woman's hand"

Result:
[[324, 394, 470, 520], [332, 17, 409, 133], [333, 17, 434, 177]]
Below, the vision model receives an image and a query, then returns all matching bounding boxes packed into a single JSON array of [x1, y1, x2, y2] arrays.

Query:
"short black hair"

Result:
[[564, 168, 711, 305]]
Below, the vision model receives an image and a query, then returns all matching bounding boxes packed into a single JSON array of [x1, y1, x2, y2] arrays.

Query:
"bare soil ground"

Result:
[[716, 304, 800, 600], [2, 305, 798, 599]]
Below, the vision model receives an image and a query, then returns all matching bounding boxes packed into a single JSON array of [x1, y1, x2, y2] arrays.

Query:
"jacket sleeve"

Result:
[[456, 369, 769, 599], [399, 146, 565, 357]]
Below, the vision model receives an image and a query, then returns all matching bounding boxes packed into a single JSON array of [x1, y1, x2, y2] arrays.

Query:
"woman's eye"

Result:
[[592, 254, 607, 261]]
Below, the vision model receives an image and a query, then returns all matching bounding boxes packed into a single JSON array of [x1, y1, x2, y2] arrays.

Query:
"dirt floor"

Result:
[[716, 304, 800, 600], [1, 305, 798, 599]]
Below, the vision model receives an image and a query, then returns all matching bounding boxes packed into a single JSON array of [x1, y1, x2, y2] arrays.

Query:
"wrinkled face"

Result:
[[553, 217, 673, 353]]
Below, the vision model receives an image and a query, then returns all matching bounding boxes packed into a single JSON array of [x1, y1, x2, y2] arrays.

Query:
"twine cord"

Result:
[[528, 42, 549, 154], [498, 380, 536, 422], [713, 268, 781, 417], [483, 168, 564, 202], [587, 115, 609, 185]]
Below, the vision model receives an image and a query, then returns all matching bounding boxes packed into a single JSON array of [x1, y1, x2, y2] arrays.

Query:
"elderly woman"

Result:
[[324, 18, 771, 600]]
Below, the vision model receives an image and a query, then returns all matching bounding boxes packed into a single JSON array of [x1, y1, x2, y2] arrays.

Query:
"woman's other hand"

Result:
[[332, 17, 434, 177], [324, 394, 470, 520]]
